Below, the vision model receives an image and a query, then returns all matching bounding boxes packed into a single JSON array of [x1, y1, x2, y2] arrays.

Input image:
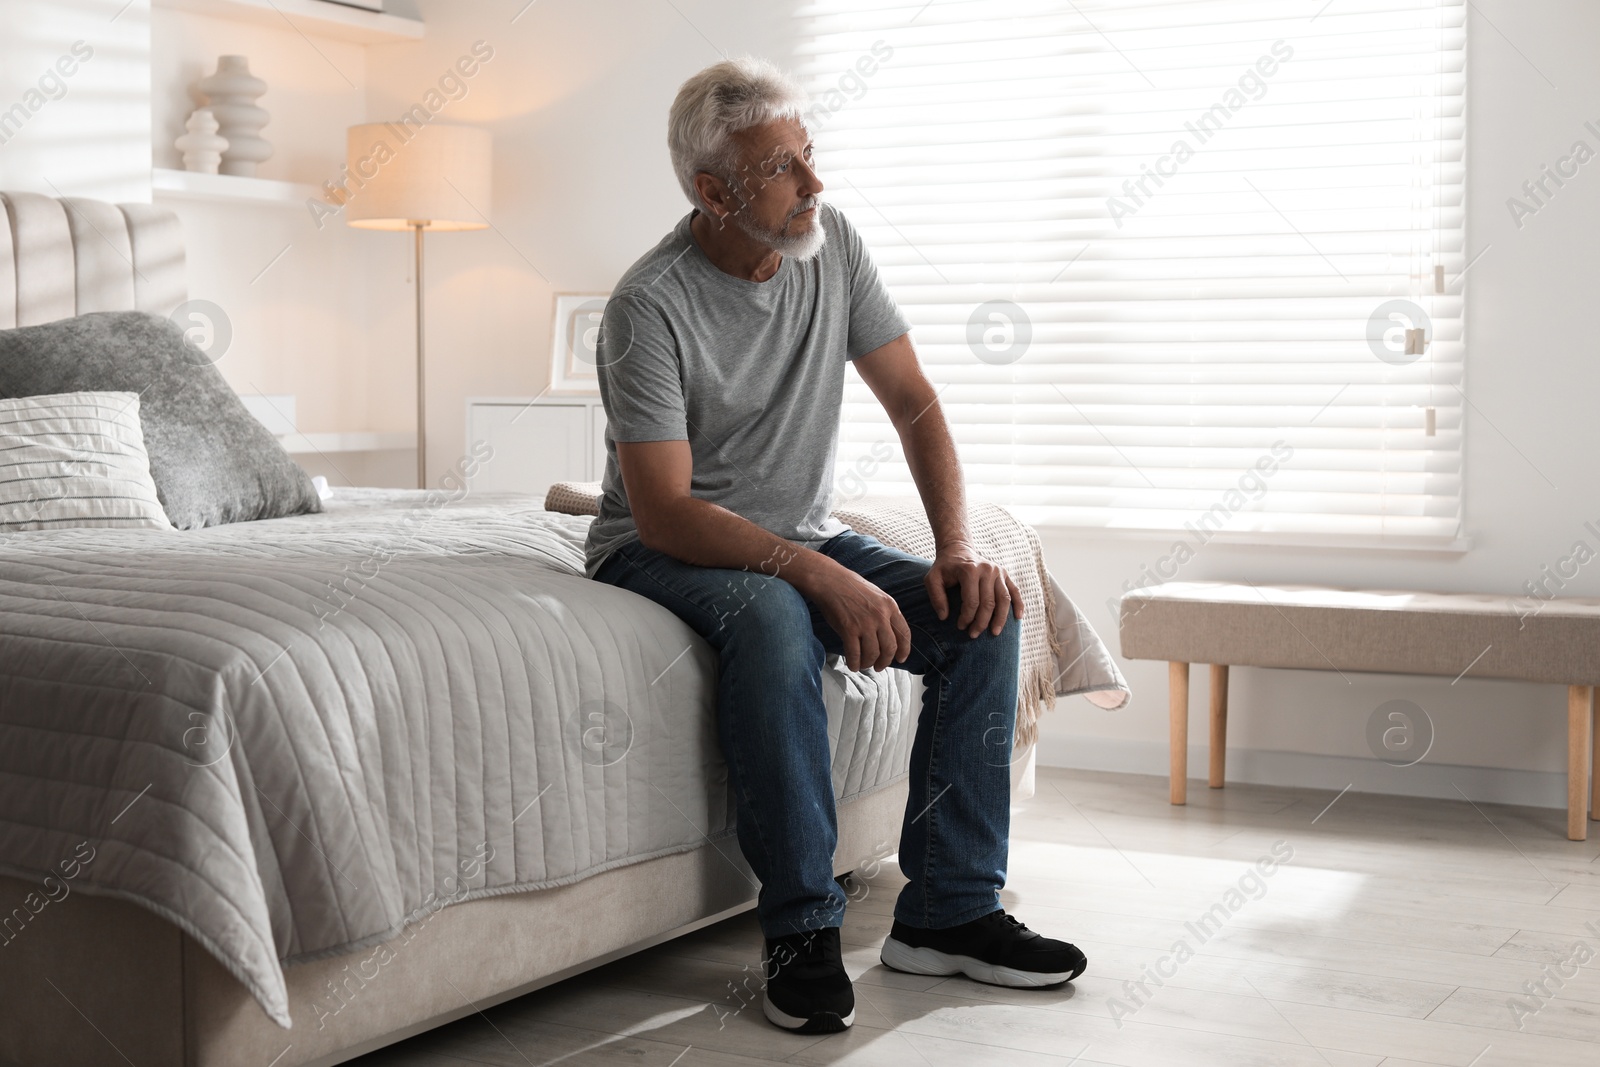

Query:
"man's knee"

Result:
[[948, 609, 1023, 672], [934, 586, 1023, 648]]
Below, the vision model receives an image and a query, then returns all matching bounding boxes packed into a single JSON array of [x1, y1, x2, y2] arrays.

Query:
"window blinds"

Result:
[[798, 0, 1467, 545]]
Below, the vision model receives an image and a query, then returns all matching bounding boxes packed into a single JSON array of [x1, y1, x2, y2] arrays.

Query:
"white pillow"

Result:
[[0, 391, 173, 531]]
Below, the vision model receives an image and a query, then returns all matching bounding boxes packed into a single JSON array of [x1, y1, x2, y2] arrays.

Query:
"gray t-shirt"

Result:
[[583, 204, 910, 576]]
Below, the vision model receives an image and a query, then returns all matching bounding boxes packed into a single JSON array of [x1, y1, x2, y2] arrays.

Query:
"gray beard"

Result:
[[729, 200, 828, 262]]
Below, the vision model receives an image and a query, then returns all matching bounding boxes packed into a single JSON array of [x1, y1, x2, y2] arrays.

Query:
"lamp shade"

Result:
[[344, 122, 491, 231]]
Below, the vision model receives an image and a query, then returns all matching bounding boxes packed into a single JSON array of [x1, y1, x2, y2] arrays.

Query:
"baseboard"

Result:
[[1035, 734, 1570, 811]]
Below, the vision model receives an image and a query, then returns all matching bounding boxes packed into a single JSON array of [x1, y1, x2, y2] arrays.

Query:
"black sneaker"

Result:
[[762, 926, 855, 1033], [880, 910, 1087, 988]]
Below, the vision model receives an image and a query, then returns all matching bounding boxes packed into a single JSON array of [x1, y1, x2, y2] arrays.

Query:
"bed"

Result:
[[0, 191, 1124, 1067], [0, 486, 915, 1067]]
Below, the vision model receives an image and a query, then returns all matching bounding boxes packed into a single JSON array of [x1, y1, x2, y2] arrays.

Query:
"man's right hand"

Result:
[[793, 556, 912, 673]]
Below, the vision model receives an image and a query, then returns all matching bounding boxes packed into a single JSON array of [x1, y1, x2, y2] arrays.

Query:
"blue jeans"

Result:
[[594, 530, 1019, 937]]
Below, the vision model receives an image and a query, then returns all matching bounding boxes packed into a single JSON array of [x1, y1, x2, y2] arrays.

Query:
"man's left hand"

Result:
[[925, 543, 1024, 638]]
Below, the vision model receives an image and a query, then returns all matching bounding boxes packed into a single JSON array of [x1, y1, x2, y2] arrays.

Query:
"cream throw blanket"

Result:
[[546, 483, 1129, 746]]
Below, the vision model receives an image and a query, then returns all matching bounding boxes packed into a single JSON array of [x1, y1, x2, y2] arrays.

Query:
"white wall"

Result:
[[0, 0, 152, 201]]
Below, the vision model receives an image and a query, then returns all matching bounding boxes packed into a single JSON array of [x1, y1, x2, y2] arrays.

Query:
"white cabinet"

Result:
[[466, 396, 607, 497], [592, 405, 608, 478]]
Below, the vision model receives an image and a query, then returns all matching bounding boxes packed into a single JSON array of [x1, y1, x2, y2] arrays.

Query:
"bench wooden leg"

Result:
[[1591, 686, 1599, 823], [1209, 665, 1229, 789], [1170, 662, 1189, 805], [1569, 685, 1592, 841]]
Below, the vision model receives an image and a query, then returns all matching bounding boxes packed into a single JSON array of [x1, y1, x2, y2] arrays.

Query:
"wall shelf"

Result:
[[278, 431, 417, 454], [153, 167, 323, 206], [154, 0, 424, 44]]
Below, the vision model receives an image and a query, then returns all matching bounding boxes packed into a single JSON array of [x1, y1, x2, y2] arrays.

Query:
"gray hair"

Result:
[[668, 57, 808, 212]]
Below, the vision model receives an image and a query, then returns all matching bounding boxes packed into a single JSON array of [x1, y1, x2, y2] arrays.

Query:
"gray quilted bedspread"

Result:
[[0, 490, 916, 1027]]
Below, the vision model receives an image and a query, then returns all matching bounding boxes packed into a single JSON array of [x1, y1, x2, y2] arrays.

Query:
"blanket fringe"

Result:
[[1014, 525, 1063, 750]]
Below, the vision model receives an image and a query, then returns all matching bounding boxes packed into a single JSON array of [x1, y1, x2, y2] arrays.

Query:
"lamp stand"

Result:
[[413, 221, 427, 490]]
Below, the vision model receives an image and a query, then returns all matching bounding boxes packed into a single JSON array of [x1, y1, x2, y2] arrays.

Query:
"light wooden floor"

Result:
[[353, 767, 1600, 1067]]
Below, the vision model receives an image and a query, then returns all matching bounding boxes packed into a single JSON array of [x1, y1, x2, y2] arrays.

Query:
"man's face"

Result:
[[718, 117, 827, 259]]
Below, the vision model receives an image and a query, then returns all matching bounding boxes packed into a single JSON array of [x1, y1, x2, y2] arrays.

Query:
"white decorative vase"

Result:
[[175, 108, 228, 175], [197, 56, 271, 177]]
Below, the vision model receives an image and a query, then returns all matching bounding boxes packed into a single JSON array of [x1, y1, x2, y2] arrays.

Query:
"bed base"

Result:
[[0, 779, 907, 1067]]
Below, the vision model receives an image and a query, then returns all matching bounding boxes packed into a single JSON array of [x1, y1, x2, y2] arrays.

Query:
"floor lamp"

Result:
[[344, 123, 491, 489]]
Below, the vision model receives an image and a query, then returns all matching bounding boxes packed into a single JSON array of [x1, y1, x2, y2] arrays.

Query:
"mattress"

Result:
[[0, 489, 917, 1028]]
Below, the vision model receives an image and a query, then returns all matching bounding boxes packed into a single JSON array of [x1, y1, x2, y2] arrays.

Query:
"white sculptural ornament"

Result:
[[196, 55, 272, 177], [175, 108, 228, 175]]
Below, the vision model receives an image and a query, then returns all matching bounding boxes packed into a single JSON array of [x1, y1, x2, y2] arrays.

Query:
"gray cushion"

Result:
[[0, 311, 321, 528]]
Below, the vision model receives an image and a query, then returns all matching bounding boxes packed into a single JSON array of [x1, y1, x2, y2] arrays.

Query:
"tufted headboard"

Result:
[[0, 191, 186, 330]]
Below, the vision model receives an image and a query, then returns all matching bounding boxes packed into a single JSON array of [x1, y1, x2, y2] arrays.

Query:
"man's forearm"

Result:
[[636, 496, 840, 594], [896, 401, 971, 551]]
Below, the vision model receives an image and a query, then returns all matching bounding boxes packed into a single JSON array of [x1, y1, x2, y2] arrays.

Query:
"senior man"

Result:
[[586, 57, 1086, 1034]]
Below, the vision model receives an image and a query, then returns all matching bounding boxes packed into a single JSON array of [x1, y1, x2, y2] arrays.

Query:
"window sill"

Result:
[[1025, 524, 1473, 555]]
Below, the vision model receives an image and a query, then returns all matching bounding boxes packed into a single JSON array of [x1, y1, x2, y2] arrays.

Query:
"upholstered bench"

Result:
[[1119, 582, 1600, 840]]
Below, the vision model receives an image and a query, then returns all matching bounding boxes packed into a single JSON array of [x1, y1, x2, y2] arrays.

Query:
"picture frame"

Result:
[[548, 293, 609, 396]]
